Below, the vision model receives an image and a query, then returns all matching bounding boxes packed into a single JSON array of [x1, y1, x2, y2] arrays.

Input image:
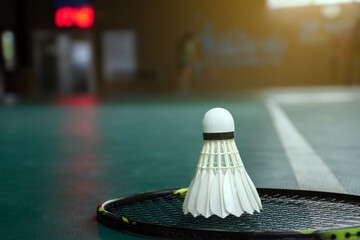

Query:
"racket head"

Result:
[[97, 188, 360, 239]]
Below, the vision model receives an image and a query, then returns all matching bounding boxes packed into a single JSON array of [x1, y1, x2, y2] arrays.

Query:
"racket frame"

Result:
[[97, 188, 360, 240]]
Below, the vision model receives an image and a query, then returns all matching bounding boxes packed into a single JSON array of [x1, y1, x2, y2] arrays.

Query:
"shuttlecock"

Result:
[[183, 108, 262, 218]]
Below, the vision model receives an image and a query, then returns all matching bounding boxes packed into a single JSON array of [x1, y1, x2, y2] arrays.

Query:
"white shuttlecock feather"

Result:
[[183, 108, 262, 218]]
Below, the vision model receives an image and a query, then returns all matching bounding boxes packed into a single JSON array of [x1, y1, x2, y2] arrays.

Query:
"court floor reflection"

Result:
[[58, 107, 107, 238]]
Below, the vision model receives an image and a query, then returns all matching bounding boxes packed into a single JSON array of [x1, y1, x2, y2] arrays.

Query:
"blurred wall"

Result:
[[0, 2, 17, 29], [0, 1, 24, 94], [92, 0, 360, 92], [2, 0, 360, 95]]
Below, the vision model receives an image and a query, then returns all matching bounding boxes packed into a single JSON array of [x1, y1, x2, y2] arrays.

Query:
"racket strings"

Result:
[[106, 191, 360, 232]]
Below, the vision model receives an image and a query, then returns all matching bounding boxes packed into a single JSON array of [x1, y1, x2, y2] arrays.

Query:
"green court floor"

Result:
[[0, 88, 359, 239]]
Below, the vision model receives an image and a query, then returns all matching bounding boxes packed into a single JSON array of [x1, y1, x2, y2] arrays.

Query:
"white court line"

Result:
[[266, 98, 347, 193], [271, 92, 360, 104]]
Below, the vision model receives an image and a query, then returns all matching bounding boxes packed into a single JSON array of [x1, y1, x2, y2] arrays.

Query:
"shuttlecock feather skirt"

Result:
[[183, 139, 262, 218]]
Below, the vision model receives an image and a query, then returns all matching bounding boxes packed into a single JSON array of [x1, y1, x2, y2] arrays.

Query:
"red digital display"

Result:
[[55, 6, 94, 28]]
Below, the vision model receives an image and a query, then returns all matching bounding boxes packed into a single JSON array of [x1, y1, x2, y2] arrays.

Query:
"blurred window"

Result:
[[268, 0, 358, 8], [102, 31, 136, 81], [1, 31, 16, 71]]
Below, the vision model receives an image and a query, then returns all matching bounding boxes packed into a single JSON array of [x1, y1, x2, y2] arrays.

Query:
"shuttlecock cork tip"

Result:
[[202, 108, 235, 136]]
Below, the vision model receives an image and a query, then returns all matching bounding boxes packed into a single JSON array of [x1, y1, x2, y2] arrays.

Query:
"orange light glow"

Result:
[[55, 6, 94, 28], [74, 7, 94, 28]]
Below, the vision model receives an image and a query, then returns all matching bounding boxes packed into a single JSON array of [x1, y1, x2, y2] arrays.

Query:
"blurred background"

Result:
[[1, 0, 360, 100], [1, 1, 360, 239]]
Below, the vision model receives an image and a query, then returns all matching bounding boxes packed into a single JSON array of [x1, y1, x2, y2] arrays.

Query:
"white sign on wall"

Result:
[[102, 31, 136, 81]]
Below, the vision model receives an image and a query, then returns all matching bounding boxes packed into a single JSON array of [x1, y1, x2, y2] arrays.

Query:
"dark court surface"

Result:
[[0, 90, 359, 239]]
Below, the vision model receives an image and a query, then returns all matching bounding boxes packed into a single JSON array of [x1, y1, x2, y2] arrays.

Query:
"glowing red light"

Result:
[[55, 6, 94, 28], [55, 7, 74, 27]]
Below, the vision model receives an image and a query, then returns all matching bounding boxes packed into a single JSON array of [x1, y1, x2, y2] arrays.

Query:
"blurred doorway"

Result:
[[33, 31, 96, 96]]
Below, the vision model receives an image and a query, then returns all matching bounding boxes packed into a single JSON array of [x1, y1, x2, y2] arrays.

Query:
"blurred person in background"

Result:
[[0, 58, 5, 100], [0, 26, 6, 100], [177, 31, 201, 93]]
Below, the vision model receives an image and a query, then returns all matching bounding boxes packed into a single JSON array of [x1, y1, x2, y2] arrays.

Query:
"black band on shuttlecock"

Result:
[[203, 132, 234, 140]]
